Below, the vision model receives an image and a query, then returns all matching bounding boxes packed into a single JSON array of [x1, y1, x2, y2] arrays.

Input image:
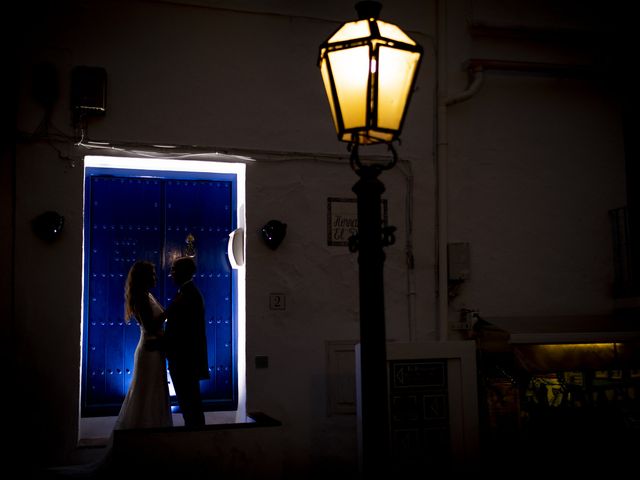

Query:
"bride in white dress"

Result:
[[47, 261, 172, 477], [116, 260, 173, 430]]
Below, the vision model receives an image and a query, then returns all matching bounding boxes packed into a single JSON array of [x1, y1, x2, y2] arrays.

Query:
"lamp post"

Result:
[[318, 1, 422, 475]]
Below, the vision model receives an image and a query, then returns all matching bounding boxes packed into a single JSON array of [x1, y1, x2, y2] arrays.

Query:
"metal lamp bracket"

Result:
[[348, 142, 398, 175]]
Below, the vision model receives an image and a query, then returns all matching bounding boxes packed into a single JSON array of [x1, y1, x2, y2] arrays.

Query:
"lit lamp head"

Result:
[[318, 1, 423, 147]]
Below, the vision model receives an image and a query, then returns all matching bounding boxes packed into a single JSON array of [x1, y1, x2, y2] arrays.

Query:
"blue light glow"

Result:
[[80, 155, 247, 422]]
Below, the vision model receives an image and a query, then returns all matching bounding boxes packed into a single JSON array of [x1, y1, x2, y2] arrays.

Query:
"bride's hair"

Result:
[[124, 261, 155, 323]]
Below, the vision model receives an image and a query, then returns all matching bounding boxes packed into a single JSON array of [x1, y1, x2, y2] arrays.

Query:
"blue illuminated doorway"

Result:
[[82, 158, 244, 417]]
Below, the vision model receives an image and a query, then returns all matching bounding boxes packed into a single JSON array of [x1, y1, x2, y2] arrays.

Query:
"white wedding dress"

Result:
[[47, 294, 172, 477], [114, 292, 173, 430]]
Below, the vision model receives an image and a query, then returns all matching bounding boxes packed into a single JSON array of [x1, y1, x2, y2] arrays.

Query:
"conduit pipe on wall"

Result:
[[466, 58, 593, 77], [445, 68, 484, 107], [435, 0, 485, 342]]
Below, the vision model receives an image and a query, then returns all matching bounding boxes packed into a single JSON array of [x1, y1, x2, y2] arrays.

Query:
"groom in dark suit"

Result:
[[165, 256, 209, 427]]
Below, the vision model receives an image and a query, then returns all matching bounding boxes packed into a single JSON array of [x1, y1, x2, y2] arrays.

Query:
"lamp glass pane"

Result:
[[320, 59, 339, 133], [377, 46, 420, 131], [376, 20, 416, 45], [328, 46, 370, 130], [328, 20, 370, 43]]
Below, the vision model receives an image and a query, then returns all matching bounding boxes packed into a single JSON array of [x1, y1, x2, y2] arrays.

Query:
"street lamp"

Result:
[[318, 0, 422, 475], [318, 0, 422, 148]]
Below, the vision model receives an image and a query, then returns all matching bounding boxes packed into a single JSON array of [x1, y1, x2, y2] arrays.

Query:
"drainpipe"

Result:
[[436, 1, 484, 342]]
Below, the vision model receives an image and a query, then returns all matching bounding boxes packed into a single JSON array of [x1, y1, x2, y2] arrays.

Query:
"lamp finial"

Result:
[[355, 1, 382, 20]]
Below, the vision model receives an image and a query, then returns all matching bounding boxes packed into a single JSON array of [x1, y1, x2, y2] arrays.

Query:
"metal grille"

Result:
[[389, 359, 450, 469]]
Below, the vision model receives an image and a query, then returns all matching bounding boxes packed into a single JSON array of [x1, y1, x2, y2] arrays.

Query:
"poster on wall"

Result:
[[327, 197, 388, 247]]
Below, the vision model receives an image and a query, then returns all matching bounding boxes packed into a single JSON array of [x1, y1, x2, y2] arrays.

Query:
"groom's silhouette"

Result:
[[165, 256, 209, 427]]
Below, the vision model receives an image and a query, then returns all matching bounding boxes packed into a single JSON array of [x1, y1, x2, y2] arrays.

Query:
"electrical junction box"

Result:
[[255, 356, 269, 369], [451, 309, 479, 330], [71, 65, 107, 116]]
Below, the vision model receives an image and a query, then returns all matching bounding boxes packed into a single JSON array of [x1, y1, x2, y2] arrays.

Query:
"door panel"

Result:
[[83, 174, 237, 416]]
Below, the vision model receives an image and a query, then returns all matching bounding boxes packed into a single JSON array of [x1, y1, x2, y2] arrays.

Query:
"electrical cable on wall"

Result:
[[19, 54, 422, 342]]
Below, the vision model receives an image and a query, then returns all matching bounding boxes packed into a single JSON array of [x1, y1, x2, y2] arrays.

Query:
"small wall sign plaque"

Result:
[[327, 197, 388, 247]]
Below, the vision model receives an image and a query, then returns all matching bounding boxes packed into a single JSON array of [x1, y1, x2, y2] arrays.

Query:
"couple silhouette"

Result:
[[118, 256, 209, 430], [48, 257, 209, 478]]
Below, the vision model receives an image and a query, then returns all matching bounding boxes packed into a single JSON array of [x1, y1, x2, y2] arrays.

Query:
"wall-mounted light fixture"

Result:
[[228, 228, 245, 268], [261, 220, 287, 250], [318, 1, 422, 475], [32, 210, 65, 243]]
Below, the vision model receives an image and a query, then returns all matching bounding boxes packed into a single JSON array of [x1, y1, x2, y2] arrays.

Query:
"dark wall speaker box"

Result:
[[71, 66, 107, 115]]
